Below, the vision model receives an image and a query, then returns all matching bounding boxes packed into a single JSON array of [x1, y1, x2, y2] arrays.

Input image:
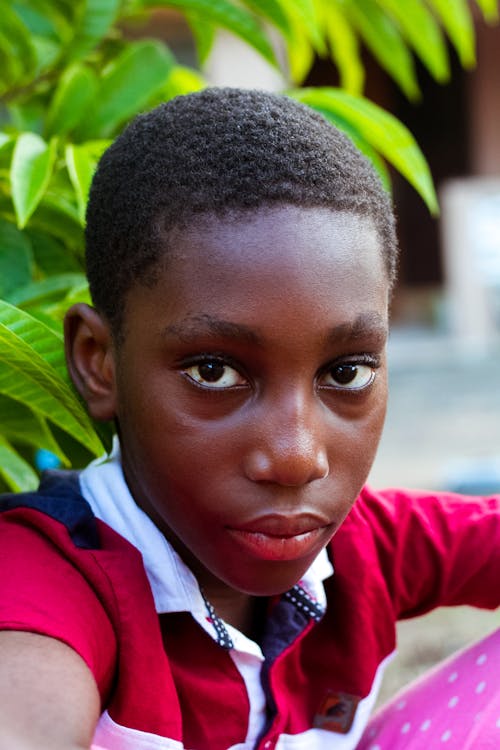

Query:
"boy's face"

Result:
[[111, 206, 389, 602]]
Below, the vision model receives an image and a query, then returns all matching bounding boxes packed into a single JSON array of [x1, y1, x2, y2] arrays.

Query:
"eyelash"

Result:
[[179, 354, 248, 390], [318, 354, 380, 393], [179, 353, 380, 392]]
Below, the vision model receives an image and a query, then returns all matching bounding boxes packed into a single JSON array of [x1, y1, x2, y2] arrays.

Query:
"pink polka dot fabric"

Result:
[[357, 628, 500, 750]]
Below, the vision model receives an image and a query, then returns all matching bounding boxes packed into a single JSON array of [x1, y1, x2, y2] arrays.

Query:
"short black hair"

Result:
[[85, 87, 397, 333]]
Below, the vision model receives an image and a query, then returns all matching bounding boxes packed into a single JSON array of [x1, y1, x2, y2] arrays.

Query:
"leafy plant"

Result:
[[0, 0, 498, 490]]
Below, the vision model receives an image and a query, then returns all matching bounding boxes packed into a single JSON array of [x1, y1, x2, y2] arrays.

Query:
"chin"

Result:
[[225, 560, 315, 598]]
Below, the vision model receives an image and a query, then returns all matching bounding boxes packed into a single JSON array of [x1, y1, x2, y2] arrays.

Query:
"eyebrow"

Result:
[[162, 314, 262, 345], [162, 312, 387, 347], [324, 312, 388, 346]]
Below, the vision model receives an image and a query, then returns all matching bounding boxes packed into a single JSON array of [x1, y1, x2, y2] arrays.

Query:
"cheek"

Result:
[[131, 412, 236, 499], [329, 386, 387, 483], [359, 383, 388, 457]]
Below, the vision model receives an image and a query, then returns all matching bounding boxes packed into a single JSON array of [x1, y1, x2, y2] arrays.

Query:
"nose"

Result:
[[243, 392, 329, 487]]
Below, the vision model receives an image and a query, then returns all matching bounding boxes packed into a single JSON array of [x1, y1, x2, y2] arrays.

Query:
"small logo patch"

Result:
[[313, 691, 360, 734]]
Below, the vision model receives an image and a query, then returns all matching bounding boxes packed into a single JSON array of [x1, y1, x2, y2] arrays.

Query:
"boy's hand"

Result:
[[0, 631, 100, 750]]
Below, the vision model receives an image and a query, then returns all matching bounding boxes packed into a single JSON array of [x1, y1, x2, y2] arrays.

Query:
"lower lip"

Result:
[[227, 527, 326, 561]]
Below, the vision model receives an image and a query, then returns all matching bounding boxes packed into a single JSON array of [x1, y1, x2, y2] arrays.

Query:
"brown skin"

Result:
[[0, 631, 100, 750], [67, 205, 389, 630], [0, 205, 390, 749]]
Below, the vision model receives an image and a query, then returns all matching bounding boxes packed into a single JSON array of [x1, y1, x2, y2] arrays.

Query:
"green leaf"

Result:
[[0, 393, 68, 465], [0, 35, 24, 91], [28, 203, 84, 251], [5, 97, 46, 134], [474, 0, 499, 22], [427, 0, 476, 68], [278, 0, 326, 54], [30, 35, 63, 76], [0, 297, 65, 378], [12, 0, 74, 44], [244, 0, 325, 54], [10, 133, 57, 228], [291, 88, 438, 214], [0, 133, 11, 150], [26, 228, 82, 274], [65, 143, 102, 224], [18, 307, 64, 333], [376, 0, 449, 82], [0, 1, 38, 83], [67, 0, 121, 62], [45, 64, 99, 138], [0, 436, 39, 492], [144, 0, 278, 68], [7, 273, 87, 308], [283, 11, 315, 84], [323, 2, 364, 94], [0, 299, 104, 456], [241, 0, 292, 37], [150, 65, 206, 104], [76, 40, 175, 140], [342, 0, 420, 100], [0, 219, 34, 298], [42, 186, 81, 226], [186, 12, 217, 64], [0, 134, 14, 170], [40, 280, 92, 322]]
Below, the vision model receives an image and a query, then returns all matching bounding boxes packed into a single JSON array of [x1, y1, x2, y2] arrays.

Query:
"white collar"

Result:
[[79, 441, 333, 632]]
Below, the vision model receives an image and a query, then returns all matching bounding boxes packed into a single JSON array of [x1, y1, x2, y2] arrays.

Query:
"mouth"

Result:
[[226, 514, 333, 561]]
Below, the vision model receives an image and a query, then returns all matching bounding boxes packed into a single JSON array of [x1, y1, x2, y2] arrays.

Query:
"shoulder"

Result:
[[330, 484, 497, 584], [0, 472, 122, 699], [332, 485, 500, 615], [343, 484, 500, 535], [0, 468, 148, 616], [0, 469, 99, 549]]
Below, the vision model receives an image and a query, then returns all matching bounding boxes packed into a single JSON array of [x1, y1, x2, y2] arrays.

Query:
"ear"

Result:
[[64, 303, 117, 422]]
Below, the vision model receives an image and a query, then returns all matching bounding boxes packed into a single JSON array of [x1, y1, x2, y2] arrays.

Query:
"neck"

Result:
[[126, 483, 266, 637], [207, 588, 265, 639]]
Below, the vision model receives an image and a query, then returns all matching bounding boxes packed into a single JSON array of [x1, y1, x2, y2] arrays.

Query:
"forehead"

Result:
[[124, 206, 389, 340], [169, 205, 385, 279]]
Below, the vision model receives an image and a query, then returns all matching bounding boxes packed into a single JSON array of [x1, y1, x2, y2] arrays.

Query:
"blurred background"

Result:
[[369, 327, 500, 704]]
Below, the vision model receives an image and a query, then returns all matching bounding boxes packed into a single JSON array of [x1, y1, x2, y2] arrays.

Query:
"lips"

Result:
[[230, 513, 329, 536], [226, 514, 332, 561]]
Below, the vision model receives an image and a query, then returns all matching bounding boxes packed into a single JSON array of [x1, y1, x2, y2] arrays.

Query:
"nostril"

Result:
[[315, 450, 330, 481], [244, 447, 329, 486], [244, 451, 274, 483]]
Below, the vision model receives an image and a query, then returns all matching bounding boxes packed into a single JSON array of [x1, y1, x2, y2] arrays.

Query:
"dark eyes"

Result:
[[182, 358, 377, 391], [184, 360, 246, 388], [319, 363, 375, 390]]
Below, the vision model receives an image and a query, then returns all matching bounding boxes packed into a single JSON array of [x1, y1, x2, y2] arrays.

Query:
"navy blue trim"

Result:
[[283, 584, 324, 623], [0, 470, 100, 549], [256, 586, 324, 747], [201, 592, 234, 650]]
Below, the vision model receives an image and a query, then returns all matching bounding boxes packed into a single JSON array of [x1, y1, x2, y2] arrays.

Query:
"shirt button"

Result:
[[264, 742, 272, 749]]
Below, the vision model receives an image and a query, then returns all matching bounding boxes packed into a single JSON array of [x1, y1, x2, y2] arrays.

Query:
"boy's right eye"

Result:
[[182, 359, 247, 389]]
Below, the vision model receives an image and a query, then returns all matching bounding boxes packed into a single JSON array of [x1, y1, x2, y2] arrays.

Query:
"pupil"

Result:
[[334, 365, 357, 384], [199, 362, 224, 382]]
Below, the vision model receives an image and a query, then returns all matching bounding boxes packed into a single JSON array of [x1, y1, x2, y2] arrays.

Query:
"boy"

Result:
[[1, 87, 500, 750]]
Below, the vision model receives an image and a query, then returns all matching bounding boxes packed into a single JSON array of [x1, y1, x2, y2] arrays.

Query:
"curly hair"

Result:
[[85, 87, 397, 333]]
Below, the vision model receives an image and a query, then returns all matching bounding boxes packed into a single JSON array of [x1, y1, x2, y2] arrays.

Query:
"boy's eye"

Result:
[[183, 360, 246, 389], [319, 363, 375, 391]]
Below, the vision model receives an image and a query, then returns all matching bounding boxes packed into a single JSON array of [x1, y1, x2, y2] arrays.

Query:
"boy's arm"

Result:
[[0, 631, 100, 750], [353, 487, 500, 616]]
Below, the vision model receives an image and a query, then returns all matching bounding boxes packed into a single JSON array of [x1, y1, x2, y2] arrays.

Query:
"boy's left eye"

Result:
[[319, 363, 375, 390], [183, 360, 246, 389]]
